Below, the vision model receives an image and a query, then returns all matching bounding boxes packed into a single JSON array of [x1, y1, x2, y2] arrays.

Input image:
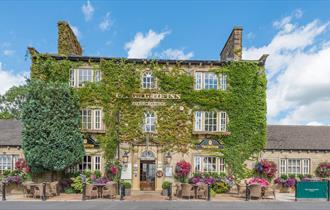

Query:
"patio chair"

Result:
[[249, 184, 262, 200], [262, 185, 276, 199], [33, 184, 43, 199], [22, 182, 34, 198], [197, 183, 208, 199], [49, 181, 59, 196], [85, 184, 98, 199], [174, 183, 182, 198], [181, 183, 194, 199], [102, 182, 117, 199]]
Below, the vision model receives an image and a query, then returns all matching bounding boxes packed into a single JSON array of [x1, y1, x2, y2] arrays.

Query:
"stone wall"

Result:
[[220, 27, 243, 61], [260, 150, 330, 176]]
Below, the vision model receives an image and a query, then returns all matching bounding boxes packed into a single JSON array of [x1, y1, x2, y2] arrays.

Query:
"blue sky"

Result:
[[1, 0, 330, 125]]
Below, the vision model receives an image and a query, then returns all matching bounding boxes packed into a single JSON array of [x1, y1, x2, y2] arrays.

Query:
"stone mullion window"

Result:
[[194, 156, 225, 173], [280, 158, 310, 175], [70, 68, 101, 87]]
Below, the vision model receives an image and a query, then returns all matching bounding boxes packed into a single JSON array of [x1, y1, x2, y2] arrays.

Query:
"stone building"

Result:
[[261, 125, 330, 176], [15, 21, 269, 191]]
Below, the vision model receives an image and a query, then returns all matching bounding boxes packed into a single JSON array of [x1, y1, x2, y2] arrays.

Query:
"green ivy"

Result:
[[30, 55, 266, 179]]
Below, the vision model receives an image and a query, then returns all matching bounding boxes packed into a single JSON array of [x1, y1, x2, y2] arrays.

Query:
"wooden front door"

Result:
[[140, 160, 156, 191]]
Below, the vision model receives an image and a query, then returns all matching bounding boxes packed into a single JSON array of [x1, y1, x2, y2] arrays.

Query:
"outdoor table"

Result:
[[92, 183, 106, 198]]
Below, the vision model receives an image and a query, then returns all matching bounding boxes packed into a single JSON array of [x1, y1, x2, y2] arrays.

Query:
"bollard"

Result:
[[120, 184, 125, 200], [167, 183, 172, 200], [207, 184, 211, 201], [2, 182, 6, 201], [245, 183, 249, 201], [42, 182, 46, 201], [294, 181, 297, 202]]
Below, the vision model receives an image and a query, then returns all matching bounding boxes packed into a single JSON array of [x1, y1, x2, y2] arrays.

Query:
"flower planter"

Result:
[[125, 188, 131, 196], [279, 186, 290, 193], [161, 189, 168, 196], [5, 183, 23, 194]]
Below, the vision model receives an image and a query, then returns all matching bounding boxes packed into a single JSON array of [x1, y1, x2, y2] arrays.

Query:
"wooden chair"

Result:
[[49, 181, 59, 196], [22, 182, 34, 198], [262, 185, 276, 199], [85, 184, 98, 199], [249, 184, 262, 200], [181, 183, 194, 199], [102, 183, 117, 199], [197, 183, 208, 199], [33, 184, 43, 199]]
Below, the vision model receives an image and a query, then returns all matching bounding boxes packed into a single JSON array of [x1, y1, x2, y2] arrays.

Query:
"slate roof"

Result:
[[0, 120, 22, 146], [266, 125, 330, 151]]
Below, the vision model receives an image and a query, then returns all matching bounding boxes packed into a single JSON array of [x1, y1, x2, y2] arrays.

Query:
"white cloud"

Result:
[[307, 121, 324, 126], [125, 30, 170, 58], [3, 50, 15, 56], [243, 10, 330, 125], [158, 48, 194, 60], [82, 1, 94, 21], [0, 62, 26, 95], [99, 12, 113, 31]]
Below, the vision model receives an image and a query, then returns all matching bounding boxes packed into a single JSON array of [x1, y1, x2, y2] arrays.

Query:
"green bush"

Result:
[[71, 175, 91, 193], [210, 189, 217, 197], [123, 181, 132, 189], [162, 181, 172, 190], [64, 187, 76, 194], [280, 174, 288, 180], [212, 182, 230, 194], [94, 170, 102, 178], [288, 174, 296, 179]]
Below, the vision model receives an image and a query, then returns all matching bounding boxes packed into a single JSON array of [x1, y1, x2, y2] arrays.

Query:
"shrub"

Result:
[[64, 187, 76, 194], [123, 181, 132, 189], [288, 174, 296, 179], [162, 181, 172, 190], [71, 175, 91, 193], [212, 182, 230, 194], [274, 177, 296, 188]]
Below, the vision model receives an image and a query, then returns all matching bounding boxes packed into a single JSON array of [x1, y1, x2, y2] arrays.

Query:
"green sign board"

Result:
[[296, 181, 329, 199]]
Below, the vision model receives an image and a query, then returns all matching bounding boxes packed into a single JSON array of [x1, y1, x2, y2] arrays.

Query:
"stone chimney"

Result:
[[57, 21, 82, 56], [220, 27, 243, 61]]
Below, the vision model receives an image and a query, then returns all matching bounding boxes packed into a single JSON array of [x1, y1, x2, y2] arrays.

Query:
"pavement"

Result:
[[1, 201, 330, 210]]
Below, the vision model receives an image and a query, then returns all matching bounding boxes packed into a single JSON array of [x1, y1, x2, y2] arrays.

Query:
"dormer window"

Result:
[[142, 72, 155, 89]]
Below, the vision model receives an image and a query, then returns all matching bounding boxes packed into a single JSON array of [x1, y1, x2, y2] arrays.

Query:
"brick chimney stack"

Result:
[[220, 27, 243, 61], [57, 21, 82, 56]]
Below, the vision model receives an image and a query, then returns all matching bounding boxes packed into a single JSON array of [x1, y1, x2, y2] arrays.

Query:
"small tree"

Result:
[[21, 80, 84, 173], [0, 84, 28, 119]]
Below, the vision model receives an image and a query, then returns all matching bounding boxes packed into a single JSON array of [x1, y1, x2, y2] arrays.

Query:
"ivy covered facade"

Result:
[[28, 21, 267, 191]]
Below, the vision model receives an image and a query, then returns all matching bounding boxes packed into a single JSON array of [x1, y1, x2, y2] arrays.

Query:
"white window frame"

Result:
[[69, 68, 101, 87], [194, 111, 203, 131], [194, 72, 227, 91], [0, 155, 15, 172], [194, 111, 228, 132], [194, 72, 202, 90], [204, 112, 217, 132], [94, 156, 101, 171], [280, 158, 310, 175], [220, 74, 227, 90], [204, 73, 218, 90], [143, 111, 156, 132], [142, 72, 156, 89], [194, 156, 225, 173], [80, 155, 92, 171], [81, 109, 103, 130]]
